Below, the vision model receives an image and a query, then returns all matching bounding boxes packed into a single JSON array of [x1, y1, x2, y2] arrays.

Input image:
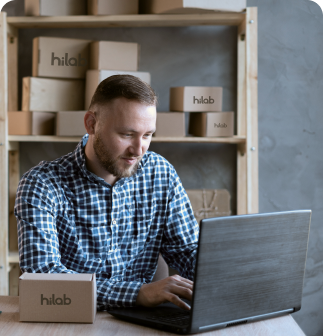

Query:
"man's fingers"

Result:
[[167, 293, 191, 311], [172, 275, 194, 286], [170, 284, 193, 301]]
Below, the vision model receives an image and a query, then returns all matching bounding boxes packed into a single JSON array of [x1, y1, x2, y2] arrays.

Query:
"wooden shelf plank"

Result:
[[6, 13, 245, 28], [8, 135, 246, 144]]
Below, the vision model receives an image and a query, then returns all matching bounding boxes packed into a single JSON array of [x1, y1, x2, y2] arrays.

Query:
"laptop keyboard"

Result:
[[147, 311, 190, 326]]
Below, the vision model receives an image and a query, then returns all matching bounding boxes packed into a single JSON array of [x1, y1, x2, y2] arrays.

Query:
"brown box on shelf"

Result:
[[90, 41, 139, 71], [23, 77, 85, 112], [33, 37, 91, 79], [154, 112, 185, 137], [8, 111, 55, 135], [139, 0, 246, 14], [56, 111, 87, 136], [186, 189, 231, 225], [88, 0, 138, 15], [25, 0, 87, 16], [85, 70, 151, 109], [19, 273, 96, 323], [170, 87, 223, 112], [189, 112, 234, 137]]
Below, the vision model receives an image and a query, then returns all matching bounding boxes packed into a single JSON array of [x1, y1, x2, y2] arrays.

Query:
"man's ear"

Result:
[[84, 111, 97, 135]]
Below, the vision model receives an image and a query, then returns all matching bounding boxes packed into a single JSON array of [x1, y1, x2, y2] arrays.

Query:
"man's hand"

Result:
[[136, 275, 193, 310]]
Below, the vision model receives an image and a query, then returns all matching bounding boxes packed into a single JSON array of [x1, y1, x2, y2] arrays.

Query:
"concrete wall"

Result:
[[3, 0, 323, 335]]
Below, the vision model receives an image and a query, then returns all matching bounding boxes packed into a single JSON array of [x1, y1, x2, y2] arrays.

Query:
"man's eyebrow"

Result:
[[118, 128, 156, 133]]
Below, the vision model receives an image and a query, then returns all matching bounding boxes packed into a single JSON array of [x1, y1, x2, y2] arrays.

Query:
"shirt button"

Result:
[[112, 220, 116, 225]]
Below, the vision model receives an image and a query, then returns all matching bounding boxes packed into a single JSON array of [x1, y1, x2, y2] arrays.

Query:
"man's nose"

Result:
[[129, 138, 143, 157]]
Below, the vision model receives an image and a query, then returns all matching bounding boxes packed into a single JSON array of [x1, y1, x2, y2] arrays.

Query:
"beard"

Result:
[[93, 132, 142, 178]]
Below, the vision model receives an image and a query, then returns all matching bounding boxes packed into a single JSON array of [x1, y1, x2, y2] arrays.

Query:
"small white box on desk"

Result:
[[19, 273, 96, 323]]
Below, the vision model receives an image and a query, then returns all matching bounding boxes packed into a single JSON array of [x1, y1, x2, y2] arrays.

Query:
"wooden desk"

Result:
[[0, 296, 305, 335]]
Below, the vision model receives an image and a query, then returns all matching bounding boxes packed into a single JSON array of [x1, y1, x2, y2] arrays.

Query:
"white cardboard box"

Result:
[[88, 0, 138, 15], [25, 0, 87, 16], [189, 112, 234, 137], [8, 111, 56, 135], [90, 41, 139, 71], [85, 70, 151, 109], [19, 273, 96, 323], [155, 112, 186, 137], [23, 77, 85, 112], [56, 111, 87, 136], [170, 87, 223, 112], [33, 37, 91, 79], [140, 0, 246, 14]]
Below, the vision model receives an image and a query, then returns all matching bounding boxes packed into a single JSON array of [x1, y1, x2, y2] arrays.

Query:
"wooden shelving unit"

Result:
[[0, 9, 258, 295]]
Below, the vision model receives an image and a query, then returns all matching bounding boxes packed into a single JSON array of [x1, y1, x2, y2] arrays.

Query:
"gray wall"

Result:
[[3, 0, 323, 335]]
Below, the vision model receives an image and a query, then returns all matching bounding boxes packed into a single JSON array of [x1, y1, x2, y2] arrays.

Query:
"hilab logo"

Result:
[[51, 52, 87, 67], [193, 96, 215, 104], [214, 123, 227, 128], [41, 294, 71, 305]]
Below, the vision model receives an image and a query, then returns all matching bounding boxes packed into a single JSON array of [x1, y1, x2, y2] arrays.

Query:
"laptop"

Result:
[[108, 210, 311, 334]]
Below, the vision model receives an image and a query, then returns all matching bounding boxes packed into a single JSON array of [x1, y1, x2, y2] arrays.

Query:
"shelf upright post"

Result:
[[237, 7, 258, 215], [6, 19, 20, 294], [237, 14, 247, 215], [246, 7, 258, 214], [0, 12, 9, 295]]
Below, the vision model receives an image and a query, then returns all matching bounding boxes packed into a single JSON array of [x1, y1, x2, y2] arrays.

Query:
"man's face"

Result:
[[93, 97, 156, 178]]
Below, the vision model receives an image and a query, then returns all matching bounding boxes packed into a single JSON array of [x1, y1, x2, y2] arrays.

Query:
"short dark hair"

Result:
[[89, 74, 157, 109]]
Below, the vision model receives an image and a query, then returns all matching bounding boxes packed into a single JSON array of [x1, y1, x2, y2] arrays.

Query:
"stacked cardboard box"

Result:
[[139, 0, 246, 14], [25, 0, 87, 16], [169, 86, 234, 137], [56, 111, 87, 136], [8, 111, 56, 135], [88, 0, 139, 15], [154, 112, 186, 137], [85, 40, 150, 109]]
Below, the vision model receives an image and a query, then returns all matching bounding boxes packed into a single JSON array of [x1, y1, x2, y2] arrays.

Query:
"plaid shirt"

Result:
[[15, 134, 199, 310]]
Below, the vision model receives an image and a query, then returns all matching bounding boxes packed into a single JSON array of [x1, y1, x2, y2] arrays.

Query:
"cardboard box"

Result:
[[25, 0, 87, 16], [139, 0, 246, 14], [56, 111, 87, 136], [19, 273, 96, 323], [186, 189, 231, 225], [33, 37, 91, 79], [189, 112, 234, 137], [90, 41, 139, 71], [154, 112, 186, 137], [88, 0, 139, 15], [8, 111, 56, 135], [170, 87, 223, 112], [85, 70, 151, 109], [22, 77, 85, 112]]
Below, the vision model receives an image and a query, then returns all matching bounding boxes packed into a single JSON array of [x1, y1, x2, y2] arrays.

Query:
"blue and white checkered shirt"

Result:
[[15, 134, 199, 310]]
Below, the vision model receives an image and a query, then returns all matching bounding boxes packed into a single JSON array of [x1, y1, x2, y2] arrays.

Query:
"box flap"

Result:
[[20, 273, 93, 281]]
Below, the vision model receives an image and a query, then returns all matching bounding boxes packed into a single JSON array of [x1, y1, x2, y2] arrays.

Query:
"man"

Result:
[[15, 75, 199, 311]]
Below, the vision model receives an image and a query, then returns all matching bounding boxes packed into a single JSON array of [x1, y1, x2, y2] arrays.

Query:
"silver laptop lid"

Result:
[[190, 210, 311, 333]]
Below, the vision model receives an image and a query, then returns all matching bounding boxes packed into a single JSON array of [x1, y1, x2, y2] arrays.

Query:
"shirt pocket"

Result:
[[126, 200, 156, 257]]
